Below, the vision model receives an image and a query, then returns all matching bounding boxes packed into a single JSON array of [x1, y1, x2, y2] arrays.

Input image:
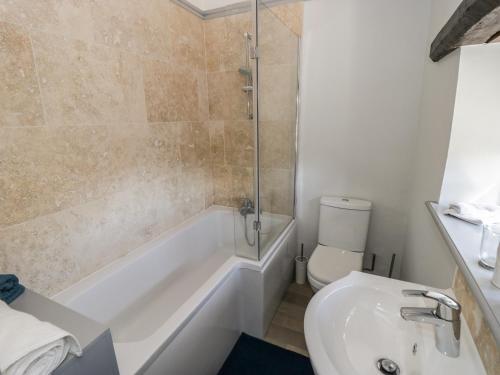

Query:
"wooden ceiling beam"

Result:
[[430, 0, 500, 62]]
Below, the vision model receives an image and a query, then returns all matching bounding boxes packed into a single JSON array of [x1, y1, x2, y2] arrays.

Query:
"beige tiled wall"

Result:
[[0, 1, 212, 296], [258, 4, 300, 216], [0, 1, 303, 297], [205, 11, 255, 207], [452, 270, 500, 375], [205, 2, 303, 215]]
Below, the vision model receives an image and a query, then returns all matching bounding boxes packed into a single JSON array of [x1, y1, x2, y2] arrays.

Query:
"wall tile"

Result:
[[259, 63, 298, 122], [166, 1, 205, 72], [208, 121, 226, 164], [268, 3, 304, 36], [213, 164, 233, 207], [0, 120, 214, 227], [0, 217, 81, 296], [0, 246, 5, 272], [224, 120, 254, 168], [476, 318, 500, 375], [91, 0, 170, 58], [178, 122, 196, 168], [208, 71, 247, 120], [204, 13, 251, 73], [143, 59, 201, 122], [67, 176, 182, 277], [110, 124, 157, 181], [203, 165, 215, 208], [260, 120, 292, 169], [231, 166, 254, 204], [197, 71, 210, 121], [92, 0, 205, 71], [259, 7, 299, 67], [204, 18, 227, 73], [453, 270, 500, 375], [32, 33, 146, 126], [0, 22, 44, 127], [1, 126, 108, 227], [261, 168, 294, 216], [0, 0, 94, 43], [178, 122, 210, 168], [142, 122, 210, 178], [192, 122, 211, 167], [138, 124, 178, 187], [225, 13, 252, 72], [178, 167, 207, 219]]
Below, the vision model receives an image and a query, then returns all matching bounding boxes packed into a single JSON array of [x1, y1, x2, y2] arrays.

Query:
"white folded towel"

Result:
[[0, 300, 82, 375], [444, 202, 500, 225]]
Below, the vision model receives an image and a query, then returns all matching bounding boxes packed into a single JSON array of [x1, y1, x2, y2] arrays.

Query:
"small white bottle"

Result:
[[492, 244, 500, 288]]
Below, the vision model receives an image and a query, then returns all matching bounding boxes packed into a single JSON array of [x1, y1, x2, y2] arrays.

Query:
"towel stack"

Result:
[[444, 202, 500, 225], [0, 300, 82, 375], [0, 274, 25, 304]]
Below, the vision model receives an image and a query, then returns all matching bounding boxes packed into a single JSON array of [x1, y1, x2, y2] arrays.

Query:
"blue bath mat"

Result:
[[218, 333, 314, 375]]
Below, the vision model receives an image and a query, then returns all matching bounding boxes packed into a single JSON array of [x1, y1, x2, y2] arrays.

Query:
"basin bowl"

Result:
[[304, 272, 486, 375]]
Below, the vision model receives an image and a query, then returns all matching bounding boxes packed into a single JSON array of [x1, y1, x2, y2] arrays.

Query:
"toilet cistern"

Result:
[[307, 196, 372, 292]]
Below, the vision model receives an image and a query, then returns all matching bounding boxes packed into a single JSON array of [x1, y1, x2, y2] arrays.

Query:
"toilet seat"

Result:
[[307, 272, 327, 292], [307, 245, 363, 288]]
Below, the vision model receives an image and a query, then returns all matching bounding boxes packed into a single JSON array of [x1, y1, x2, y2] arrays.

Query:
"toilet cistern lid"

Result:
[[308, 245, 364, 285], [320, 196, 372, 211]]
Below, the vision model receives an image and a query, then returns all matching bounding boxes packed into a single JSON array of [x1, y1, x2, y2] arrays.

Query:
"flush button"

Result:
[[342, 198, 349, 202]]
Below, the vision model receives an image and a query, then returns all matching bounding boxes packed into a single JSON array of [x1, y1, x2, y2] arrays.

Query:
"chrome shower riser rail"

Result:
[[243, 32, 254, 120]]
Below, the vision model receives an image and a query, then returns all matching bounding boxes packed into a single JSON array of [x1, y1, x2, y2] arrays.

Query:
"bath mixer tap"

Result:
[[239, 198, 255, 217], [400, 289, 461, 358]]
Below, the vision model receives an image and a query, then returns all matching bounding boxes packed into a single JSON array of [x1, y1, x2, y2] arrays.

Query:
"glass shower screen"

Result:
[[231, 0, 299, 261], [255, 0, 300, 259]]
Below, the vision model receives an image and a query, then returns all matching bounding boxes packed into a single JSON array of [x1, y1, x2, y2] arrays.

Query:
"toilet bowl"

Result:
[[307, 196, 371, 292], [307, 245, 364, 292]]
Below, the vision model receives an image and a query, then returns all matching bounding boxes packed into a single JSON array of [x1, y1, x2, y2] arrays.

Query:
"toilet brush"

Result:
[[295, 244, 308, 285]]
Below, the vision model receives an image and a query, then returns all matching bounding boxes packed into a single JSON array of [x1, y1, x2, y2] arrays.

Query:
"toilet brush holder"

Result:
[[295, 256, 308, 285]]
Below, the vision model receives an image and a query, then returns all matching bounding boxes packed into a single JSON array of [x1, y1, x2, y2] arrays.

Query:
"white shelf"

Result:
[[427, 201, 500, 345]]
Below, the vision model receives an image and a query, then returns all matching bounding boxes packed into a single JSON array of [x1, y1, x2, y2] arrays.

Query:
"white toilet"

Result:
[[307, 196, 372, 292]]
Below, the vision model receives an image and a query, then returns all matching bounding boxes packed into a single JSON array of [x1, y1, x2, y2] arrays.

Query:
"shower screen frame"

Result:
[[251, 0, 301, 260]]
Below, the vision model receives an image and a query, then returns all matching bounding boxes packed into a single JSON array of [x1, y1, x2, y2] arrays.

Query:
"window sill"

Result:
[[427, 201, 500, 345]]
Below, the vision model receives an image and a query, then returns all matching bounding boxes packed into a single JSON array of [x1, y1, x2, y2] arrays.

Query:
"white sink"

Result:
[[304, 272, 486, 375]]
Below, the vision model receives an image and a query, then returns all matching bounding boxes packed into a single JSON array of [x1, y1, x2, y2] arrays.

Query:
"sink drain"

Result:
[[376, 358, 400, 375]]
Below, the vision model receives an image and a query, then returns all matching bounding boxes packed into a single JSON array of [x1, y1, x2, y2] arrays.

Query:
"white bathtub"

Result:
[[53, 206, 296, 374]]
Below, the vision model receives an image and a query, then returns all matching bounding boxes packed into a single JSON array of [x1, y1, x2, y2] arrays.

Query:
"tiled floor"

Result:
[[264, 282, 314, 357]]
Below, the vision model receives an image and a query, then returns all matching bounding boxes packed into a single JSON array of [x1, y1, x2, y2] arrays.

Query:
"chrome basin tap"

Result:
[[400, 289, 461, 357]]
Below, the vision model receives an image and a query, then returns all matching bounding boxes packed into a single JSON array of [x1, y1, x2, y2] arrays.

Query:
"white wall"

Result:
[[400, 0, 462, 288], [440, 43, 500, 207], [297, 0, 431, 277]]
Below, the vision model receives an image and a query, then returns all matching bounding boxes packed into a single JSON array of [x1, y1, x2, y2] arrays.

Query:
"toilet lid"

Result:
[[308, 245, 363, 284]]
